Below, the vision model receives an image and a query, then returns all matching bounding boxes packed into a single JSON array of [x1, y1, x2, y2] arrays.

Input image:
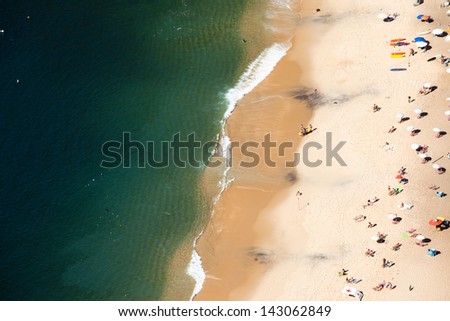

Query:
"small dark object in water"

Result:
[[316, 8, 321, 12]]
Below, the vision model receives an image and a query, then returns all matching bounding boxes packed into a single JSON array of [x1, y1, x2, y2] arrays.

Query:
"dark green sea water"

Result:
[[0, 0, 252, 300]]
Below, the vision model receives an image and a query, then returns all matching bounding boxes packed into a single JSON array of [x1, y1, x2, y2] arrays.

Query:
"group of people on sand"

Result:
[[299, 124, 314, 136], [388, 185, 403, 196]]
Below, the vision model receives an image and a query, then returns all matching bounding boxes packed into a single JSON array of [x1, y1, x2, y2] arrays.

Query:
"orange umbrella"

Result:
[[429, 219, 443, 226]]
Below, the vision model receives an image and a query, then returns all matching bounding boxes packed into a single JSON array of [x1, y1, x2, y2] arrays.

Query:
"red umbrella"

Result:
[[429, 219, 443, 226]]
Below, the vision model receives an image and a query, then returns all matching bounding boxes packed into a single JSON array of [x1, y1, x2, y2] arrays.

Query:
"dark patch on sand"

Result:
[[247, 247, 275, 265], [286, 171, 297, 183], [290, 87, 374, 109], [307, 253, 329, 262]]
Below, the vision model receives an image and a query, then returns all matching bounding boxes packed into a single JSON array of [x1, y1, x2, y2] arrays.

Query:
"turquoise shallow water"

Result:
[[0, 0, 251, 300]]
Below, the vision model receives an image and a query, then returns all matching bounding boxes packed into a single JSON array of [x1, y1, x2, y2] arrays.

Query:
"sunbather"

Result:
[[353, 215, 366, 222]]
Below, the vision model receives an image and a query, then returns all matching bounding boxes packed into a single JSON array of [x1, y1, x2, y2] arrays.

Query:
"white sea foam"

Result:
[[270, 0, 292, 10], [187, 171, 234, 301], [187, 30, 292, 303], [219, 42, 291, 161], [187, 245, 206, 300], [222, 42, 291, 121]]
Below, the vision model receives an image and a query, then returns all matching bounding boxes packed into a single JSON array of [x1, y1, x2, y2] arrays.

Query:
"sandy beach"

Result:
[[195, 0, 450, 301]]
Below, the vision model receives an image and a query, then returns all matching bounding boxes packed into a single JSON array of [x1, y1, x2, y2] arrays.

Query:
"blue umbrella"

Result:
[[414, 37, 426, 42], [417, 14, 424, 19]]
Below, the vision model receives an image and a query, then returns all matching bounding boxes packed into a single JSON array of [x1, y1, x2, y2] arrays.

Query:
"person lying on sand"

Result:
[[418, 87, 432, 95], [382, 258, 394, 268], [363, 197, 379, 208], [377, 232, 387, 240], [299, 124, 307, 136], [388, 186, 403, 196], [365, 249, 376, 257], [346, 277, 362, 284], [353, 215, 366, 222], [338, 269, 348, 276], [368, 222, 376, 228], [388, 186, 396, 196], [372, 104, 381, 112], [373, 282, 385, 291], [392, 243, 402, 251], [398, 202, 413, 210], [388, 126, 396, 133]]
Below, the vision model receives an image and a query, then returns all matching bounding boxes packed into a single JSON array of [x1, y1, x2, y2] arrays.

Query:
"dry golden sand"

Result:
[[196, 0, 450, 301]]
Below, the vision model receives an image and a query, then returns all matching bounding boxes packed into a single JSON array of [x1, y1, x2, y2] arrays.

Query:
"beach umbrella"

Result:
[[414, 37, 426, 42], [418, 153, 428, 159], [396, 113, 405, 119], [423, 82, 432, 88], [429, 219, 443, 226], [432, 29, 444, 36], [447, 97, 450, 101], [415, 41, 428, 48], [445, 111, 450, 116], [411, 143, 420, 150], [414, 109, 423, 114], [371, 235, 380, 241], [432, 127, 441, 133], [416, 235, 425, 241], [432, 164, 441, 169], [387, 214, 397, 219], [406, 126, 415, 132], [447, 69, 450, 73], [417, 14, 424, 19], [342, 286, 358, 295], [377, 13, 389, 20]]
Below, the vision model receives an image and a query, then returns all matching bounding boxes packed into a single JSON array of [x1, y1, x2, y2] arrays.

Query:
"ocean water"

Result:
[[0, 0, 254, 300]]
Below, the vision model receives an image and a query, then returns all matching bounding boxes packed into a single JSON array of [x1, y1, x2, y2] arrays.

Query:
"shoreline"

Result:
[[195, 0, 450, 301], [194, 0, 320, 300]]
